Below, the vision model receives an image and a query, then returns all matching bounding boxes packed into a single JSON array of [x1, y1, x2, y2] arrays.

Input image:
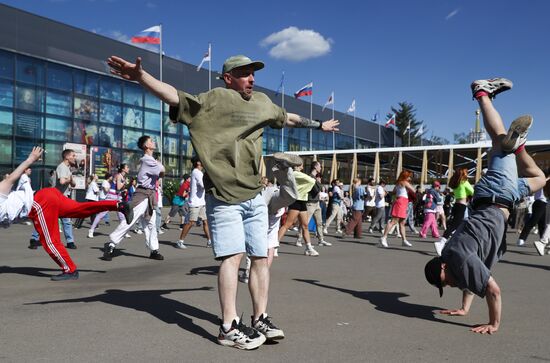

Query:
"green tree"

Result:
[[387, 102, 424, 146], [453, 132, 470, 144]]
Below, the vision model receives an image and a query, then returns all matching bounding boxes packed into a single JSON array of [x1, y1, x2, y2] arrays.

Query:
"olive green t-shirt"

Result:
[[169, 88, 286, 204]]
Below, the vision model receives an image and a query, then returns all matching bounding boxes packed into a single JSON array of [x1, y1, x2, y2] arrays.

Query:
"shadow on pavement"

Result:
[[500, 259, 550, 271], [25, 287, 219, 342], [294, 278, 471, 328], [188, 265, 219, 276], [90, 246, 150, 260], [0, 266, 106, 278]]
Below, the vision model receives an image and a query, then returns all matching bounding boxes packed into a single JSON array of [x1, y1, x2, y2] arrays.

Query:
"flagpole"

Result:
[[159, 23, 163, 163], [309, 83, 313, 151], [378, 115, 381, 148], [408, 118, 411, 147], [332, 93, 335, 151], [281, 72, 285, 152], [394, 127, 396, 148], [353, 106, 356, 150], [208, 43, 212, 91]]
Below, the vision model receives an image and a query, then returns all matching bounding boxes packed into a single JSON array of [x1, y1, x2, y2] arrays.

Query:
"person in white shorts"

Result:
[[176, 158, 211, 248]]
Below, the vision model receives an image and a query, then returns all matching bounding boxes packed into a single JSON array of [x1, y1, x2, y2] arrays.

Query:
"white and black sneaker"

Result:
[[218, 317, 266, 350], [470, 78, 513, 99], [252, 313, 285, 340], [273, 152, 303, 168], [501, 114, 532, 153], [103, 242, 114, 261]]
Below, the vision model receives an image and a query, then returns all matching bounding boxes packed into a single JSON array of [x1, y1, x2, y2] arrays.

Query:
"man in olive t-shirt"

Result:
[[107, 53, 339, 349]]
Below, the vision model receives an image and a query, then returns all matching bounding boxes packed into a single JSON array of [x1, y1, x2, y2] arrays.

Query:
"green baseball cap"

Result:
[[222, 55, 264, 74]]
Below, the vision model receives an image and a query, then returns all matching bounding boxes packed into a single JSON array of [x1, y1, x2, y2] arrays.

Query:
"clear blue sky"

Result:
[[3, 0, 550, 142]]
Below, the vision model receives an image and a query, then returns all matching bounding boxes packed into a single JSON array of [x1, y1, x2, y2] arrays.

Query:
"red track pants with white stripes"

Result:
[[28, 188, 118, 273]]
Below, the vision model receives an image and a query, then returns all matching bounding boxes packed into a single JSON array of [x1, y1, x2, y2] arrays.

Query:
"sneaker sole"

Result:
[[265, 331, 285, 340], [272, 152, 303, 167], [218, 334, 266, 350], [534, 241, 546, 256], [501, 115, 532, 153]]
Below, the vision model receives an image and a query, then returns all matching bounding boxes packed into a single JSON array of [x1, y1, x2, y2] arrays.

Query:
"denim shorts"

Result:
[[474, 152, 531, 205], [206, 192, 268, 259]]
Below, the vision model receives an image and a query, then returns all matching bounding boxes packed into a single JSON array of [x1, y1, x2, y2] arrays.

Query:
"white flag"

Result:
[[347, 99, 356, 113], [322, 91, 334, 111], [415, 124, 424, 137], [196, 44, 211, 71]]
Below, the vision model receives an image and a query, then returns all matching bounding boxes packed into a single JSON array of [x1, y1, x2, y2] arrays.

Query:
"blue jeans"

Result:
[[474, 152, 530, 204], [61, 217, 75, 243], [206, 193, 268, 259]]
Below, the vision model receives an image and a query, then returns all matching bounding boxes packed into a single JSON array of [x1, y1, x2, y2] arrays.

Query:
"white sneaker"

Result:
[[534, 240, 547, 256], [516, 239, 525, 247], [318, 240, 332, 246], [158, 229, 165, 235], [252, 313, 284, 340], [368, 228, 374, 234], [87, 230, 94, 238], [217, 318, 265, 350], [323, 228, 328, 234], [176, 240, 187, 249], [304, 247, 319, 256], [206, 240, 212, 248], [434, 240, 446, 256], [291, 226, 299, 232], [295, 240, 303, 247], [239, 271, 249, 284], [379, 236, 388, 248], [135, 229, 143, 235], [124, 233, 131, 238], [274, 247, 279, 257], [402, 240, 412, 247], [502, 114, 532, 153]]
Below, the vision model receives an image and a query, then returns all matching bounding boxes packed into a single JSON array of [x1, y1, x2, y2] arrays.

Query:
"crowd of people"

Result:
[[1, 51, 549, 347]]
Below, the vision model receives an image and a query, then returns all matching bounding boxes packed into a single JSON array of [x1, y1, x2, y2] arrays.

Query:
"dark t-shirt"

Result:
[[441, 205, 507, 297]]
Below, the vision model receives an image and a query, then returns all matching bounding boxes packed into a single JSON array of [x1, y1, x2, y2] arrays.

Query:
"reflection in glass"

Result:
[[0, 110, 13, 136], [144, 111, 161, 131], [15, 139, 37, 163], [16, 86, 44, 112], [46, 91, 71, 116], [100, 77, 121, 102], [123, 83, 143, 107], [97, 125, 122, 148], [0, 138, 12, 161], [0, 50, 14, 79], [122, 151, 141, 172], [15, 112, 42, 139], [74, 97, 98, 121], [123, 129, 142, 150], [75, 71, 99, 97], [100, 102, 122, 125], [73, 120, 97, 145], [0, 81, 13, 107], [164, 156, 179, 176], [123, 106, 142, 128], [163, 137, 178, 155], [47, 64, 72, 91], [145, 91, 160, 110], [45, 116, 71, 140], [16, 56, 44, 86]]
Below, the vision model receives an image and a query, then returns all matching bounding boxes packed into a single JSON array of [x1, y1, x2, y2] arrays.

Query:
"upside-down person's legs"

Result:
[[477, 96, 507, 149], [515, 147, 546, 193]]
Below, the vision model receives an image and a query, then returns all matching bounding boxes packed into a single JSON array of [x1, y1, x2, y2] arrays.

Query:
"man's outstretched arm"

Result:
[[107, 56, 179, 106], [471, 276, 501, 334], [0, 147, 43, 196], [285, 113, 339, 132]]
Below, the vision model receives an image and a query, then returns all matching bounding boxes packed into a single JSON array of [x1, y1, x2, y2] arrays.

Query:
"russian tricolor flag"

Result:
[[385, 114, 396, 128], [294, 82, 313, 99], [131, 26, 161, 44]]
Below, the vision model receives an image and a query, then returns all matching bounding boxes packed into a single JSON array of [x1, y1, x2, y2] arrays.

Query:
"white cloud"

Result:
[[445, 8, 460, 20], [260, 26, 332, 62]]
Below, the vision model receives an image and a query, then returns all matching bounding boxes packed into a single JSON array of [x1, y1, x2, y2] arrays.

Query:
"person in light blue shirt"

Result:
[[344, 178, 366, 238]]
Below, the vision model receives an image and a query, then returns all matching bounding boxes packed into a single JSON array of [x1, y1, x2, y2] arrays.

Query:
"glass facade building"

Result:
[[0, 4, 395, 188]]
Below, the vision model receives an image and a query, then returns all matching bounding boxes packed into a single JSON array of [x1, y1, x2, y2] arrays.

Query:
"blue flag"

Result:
[[275, 72, 285, 97]]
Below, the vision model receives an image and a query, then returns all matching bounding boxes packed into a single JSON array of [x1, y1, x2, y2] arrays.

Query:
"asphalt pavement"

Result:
[[1, 214, 549, 362]]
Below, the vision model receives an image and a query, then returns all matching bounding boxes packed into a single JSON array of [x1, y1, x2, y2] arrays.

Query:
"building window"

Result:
[[45, 116, 71, 141], [46, 91, 71, 117], [97, 125, 122, 148], [0, 50, 14, 80], [163, 136, 178, 155], [74, 97, 98, 121], [75, 71, 99, 97], [47, 64, 72, 92], [123, 105, 142, 128], [16, 56, 44, 86], [144, 110, 161, 132], [73, 120, 97, 145], [100, 77, 122, 102], [145, 91, 161, 110], [0, 110, 13, 136], [99, 102, 122, 125], [0, 138, 12, 162], [122, 129, 142, 150], [123, 83, 143, 107], [0, 80, 13, 107], [15, 85, 44, 112], [15, 112, 42, 139]]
